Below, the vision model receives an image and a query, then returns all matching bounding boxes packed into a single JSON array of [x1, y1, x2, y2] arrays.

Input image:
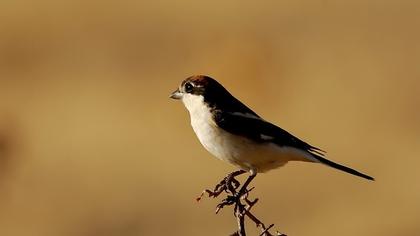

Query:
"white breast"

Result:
[[182, 94, 247, 162], [181, 94, 315, 173]]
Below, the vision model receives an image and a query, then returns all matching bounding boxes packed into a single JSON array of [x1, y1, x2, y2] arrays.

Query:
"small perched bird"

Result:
[[170, 75, 374, 185]]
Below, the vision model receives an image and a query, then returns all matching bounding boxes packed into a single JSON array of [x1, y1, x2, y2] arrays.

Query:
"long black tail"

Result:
[[311, 154, 374, 181]]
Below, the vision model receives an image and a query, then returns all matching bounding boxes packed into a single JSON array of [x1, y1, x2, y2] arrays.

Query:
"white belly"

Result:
[[182, 94, 313, 173]]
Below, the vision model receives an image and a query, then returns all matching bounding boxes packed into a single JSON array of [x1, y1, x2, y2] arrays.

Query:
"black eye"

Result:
[[185, 82, 193, 93]]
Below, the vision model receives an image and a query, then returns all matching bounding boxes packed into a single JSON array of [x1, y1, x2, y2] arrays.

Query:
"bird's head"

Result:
[[169, 75, 219, 100], [170, 75, 255, 116], [170, 75, 224, 114]]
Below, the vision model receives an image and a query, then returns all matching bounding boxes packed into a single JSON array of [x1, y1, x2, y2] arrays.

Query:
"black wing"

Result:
[[214, 111, 374, 181], [214, 111, 324, 155]]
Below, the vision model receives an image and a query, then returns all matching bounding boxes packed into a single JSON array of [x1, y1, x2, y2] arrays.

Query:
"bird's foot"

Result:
[[196, 170, 245, 202]]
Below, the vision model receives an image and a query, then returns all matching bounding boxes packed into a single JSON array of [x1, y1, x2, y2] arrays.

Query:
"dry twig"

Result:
[[197, 172, 287, 236]]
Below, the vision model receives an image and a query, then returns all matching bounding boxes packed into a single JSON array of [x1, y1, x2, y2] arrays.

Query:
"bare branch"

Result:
[[197, 172, 287, 236]]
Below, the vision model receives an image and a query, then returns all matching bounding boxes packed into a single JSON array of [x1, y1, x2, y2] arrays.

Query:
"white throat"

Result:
[[181, 93, 209, 118], [181, 93, 225, 157]]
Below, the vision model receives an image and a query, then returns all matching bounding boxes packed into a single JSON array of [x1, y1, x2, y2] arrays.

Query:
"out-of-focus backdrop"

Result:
[[0, 1, 419, 235]]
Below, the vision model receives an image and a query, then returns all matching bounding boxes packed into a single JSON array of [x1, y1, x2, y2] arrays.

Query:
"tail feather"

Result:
[[311, 153, 374, 181]]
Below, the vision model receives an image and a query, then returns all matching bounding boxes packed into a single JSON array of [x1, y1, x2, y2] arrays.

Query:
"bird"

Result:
[[170, 75, 374, 192]]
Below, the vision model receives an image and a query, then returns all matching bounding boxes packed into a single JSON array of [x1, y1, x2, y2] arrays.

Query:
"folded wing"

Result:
[[214, 111, 374, 181]]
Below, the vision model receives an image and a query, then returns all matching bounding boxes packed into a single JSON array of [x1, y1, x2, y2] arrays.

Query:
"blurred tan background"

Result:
[[0, 1, 419, 235]]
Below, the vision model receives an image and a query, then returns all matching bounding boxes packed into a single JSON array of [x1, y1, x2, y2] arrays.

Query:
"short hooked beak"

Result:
[[169, 88, 183, 100]]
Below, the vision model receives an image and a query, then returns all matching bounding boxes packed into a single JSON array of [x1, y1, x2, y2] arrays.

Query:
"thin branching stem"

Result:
[[198, 171, 286, 236]]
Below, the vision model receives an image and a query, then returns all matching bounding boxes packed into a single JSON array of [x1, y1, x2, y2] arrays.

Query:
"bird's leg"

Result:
[[196, 170, 246, 201], [217, 173, 257, 212], [224, 170, 246, 192], [236, 173, 257, 198]]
